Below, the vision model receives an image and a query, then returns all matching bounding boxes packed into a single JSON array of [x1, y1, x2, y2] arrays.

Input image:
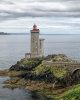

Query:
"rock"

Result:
[[9, 58, 42, 71], [0, 70, 9, 76], [1, 54, 80, 90]]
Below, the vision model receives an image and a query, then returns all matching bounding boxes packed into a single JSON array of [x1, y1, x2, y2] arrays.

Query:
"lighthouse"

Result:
[[31, 24, 40, 58], [25, 24, 45, 58]]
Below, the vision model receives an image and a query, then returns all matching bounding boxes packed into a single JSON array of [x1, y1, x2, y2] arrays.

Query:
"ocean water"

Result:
[[0, 34, 80, 99], [0, 77, 47, 100], [0, 34, 80, 70]]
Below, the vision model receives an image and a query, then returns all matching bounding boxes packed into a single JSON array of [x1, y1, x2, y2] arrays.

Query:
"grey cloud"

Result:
[[34, 7, 80, 12], [0, 0, 14, 4], [0, 0, 80, 33], [0, 10, 80, 21], [0, 0, 80, 24], [0, 0, 80, 4], [34, 0, 80, 2]]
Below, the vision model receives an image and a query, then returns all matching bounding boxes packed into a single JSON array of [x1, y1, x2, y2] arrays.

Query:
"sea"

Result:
[[0, 34, 80, 100]]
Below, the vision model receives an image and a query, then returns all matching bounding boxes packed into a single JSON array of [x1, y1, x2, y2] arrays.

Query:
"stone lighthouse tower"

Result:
[[31, 24, 40, 58], [25, 24, 44, 58]]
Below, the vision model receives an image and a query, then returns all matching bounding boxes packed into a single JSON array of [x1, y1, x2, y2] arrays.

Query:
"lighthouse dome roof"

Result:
[[33, 24, 37, 29]]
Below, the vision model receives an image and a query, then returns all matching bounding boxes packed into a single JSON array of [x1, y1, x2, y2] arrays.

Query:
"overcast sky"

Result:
[[0, 0, 80, 34]]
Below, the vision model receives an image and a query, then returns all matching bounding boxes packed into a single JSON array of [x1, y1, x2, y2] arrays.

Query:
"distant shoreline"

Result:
[[1, 33, 80, 35]]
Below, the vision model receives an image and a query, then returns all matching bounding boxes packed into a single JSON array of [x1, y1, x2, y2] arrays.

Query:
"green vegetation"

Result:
[[56, 84, 80, 100], [10, 58, 42, 71], [47, 54, 73, 62], [32, 64, 50, 75], [19, 58, 41, 66], [33, 64, 67, 78]]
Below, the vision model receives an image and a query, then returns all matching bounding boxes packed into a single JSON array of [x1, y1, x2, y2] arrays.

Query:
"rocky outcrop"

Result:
[[0, 54, 80, 100], [1, 54, 80, 89]]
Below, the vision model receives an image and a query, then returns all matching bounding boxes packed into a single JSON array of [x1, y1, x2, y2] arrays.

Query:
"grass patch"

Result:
[[19, 59, 39, 66], [52, 54, 72, 62], [33, 64, 67, 78], [56, 84, 80, 100]]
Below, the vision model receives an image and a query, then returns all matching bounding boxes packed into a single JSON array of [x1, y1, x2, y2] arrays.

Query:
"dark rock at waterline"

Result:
[[10, 64, 35, 71], [10, 64, 25, 71], [10, 59, 42, 71]]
